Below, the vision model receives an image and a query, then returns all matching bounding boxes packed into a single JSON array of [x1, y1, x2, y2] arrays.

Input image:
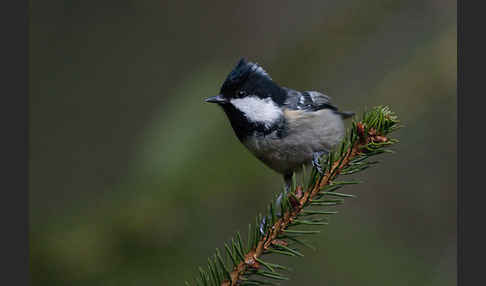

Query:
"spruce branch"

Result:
[[187, 106, 401, 286]]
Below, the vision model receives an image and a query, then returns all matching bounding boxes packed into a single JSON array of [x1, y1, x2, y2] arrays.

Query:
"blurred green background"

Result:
[[29, 0, 456, 285]]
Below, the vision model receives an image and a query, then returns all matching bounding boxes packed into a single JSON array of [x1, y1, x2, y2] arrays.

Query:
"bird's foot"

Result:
[[283, 173, 293, 192], [312, 151, 328, 174], [260, 191, 284, 235], [259, 216, 267, 235]]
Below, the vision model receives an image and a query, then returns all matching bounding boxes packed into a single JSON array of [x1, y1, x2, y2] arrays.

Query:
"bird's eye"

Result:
[[238, 90, 246, 97]]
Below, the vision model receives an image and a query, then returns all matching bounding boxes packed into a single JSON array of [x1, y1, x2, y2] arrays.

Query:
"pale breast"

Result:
[[242, 108, 345, 174]]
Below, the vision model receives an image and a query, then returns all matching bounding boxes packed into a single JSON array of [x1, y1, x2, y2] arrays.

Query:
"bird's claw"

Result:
[[312, 151, 327, 174]]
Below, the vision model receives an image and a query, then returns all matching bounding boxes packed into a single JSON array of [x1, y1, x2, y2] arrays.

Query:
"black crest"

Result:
[[220, 58, 273, 96]]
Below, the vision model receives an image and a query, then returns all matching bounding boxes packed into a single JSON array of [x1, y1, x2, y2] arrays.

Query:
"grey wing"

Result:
[[283, 88, 354, 118]]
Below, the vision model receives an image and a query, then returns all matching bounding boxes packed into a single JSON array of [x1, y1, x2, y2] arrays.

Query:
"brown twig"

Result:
[[221, 123, 386, 286]]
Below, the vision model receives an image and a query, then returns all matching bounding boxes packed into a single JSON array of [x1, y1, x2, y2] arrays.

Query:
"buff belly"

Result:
[[242, 109, 345, 174]]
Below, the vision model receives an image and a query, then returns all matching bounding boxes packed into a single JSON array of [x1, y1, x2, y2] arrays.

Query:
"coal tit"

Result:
[[205, 58, 354, 188]]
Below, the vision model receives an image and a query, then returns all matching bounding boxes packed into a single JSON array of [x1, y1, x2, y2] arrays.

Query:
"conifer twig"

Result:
[[187, 106, 400, 286]]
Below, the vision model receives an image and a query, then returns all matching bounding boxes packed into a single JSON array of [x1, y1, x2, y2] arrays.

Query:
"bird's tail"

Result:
[[337, 111, 355, 119]]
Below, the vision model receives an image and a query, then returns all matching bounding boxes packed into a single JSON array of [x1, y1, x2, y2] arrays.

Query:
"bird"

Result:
[[205, 58, 354, 189]]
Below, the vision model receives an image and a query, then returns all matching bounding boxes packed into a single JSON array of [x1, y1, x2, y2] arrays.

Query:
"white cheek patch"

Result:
[[230, 96, 282, 128]]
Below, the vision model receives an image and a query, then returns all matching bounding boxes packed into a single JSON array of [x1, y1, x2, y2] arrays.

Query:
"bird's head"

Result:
[[205, 58, 288, 137], [205, 58, 286, 105]]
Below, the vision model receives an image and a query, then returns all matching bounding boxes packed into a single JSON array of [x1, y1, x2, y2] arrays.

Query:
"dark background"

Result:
[[29, 1, 456, 285]]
